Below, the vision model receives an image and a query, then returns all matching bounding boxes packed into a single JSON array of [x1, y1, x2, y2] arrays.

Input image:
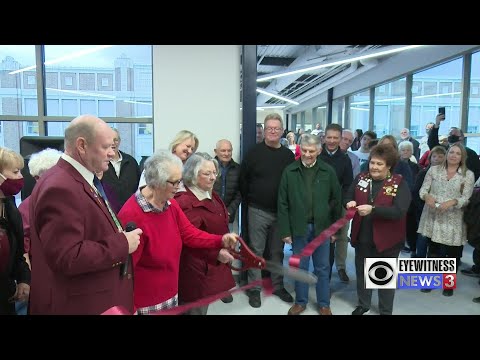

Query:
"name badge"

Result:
[[358, 179, 369, 188]]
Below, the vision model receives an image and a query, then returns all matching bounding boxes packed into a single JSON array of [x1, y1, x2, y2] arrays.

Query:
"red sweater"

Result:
[[117, 196, 223, 310]]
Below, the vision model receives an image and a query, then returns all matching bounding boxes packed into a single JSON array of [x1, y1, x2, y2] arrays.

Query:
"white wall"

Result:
[[153, 45, 241, 161]]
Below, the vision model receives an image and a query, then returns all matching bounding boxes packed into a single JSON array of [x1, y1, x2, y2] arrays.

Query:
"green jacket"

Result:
[[277, 159, 342, 239]]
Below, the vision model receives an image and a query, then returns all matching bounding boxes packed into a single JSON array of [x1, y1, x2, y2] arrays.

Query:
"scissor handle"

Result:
[[228, 237, 266, 271]]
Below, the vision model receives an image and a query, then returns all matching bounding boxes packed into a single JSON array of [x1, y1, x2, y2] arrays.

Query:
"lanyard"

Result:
[[92, 186, 123, 232]]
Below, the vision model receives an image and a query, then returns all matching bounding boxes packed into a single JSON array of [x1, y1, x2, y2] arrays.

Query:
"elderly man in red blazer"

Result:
[[28, 114, 143, 315]]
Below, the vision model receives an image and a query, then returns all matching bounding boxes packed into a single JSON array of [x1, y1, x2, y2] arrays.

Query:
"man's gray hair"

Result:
[[299, 133, 322, 150], [28, 148, 63, 177], [144, 151, 183, 189], [183, 152, 218, 188]]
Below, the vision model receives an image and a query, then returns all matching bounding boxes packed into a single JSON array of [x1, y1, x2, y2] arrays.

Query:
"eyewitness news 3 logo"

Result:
[[364, 258, 456, 290]]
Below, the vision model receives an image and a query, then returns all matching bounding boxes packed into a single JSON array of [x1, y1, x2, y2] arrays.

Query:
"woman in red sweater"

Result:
[[117, 151, 237, 315]]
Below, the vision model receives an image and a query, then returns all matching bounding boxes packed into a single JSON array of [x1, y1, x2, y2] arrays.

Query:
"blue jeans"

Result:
[[416, 234, 430, 258], [15, 301, 28, 315], [292, 224, 330, 308]]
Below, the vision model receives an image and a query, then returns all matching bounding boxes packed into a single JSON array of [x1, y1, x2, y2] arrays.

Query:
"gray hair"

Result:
[[28, 148, 62, 177], [183, 152, 218, 188], [398, 141, 414, 152], [299, 133, 322, 150], [144, 151, 183, 189]]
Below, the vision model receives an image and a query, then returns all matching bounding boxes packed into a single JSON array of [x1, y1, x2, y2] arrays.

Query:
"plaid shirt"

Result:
[[134, 188, 176, 314]]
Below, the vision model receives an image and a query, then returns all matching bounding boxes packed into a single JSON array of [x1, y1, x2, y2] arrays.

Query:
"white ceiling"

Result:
[[255, 45, 412, 110]]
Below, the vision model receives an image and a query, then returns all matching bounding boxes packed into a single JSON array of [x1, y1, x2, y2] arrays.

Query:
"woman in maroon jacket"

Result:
[[345, 144, 411, 315], [174, 152, 236, 315]]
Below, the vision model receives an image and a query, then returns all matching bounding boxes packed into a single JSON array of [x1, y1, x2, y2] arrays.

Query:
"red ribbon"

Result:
[[288, 208, 357, 268], [101, 278, 274, 315]]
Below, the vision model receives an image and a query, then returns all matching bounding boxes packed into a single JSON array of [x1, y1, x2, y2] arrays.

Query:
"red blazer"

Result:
[[28, 158, 133, 315], [174, 187, 235, 303]]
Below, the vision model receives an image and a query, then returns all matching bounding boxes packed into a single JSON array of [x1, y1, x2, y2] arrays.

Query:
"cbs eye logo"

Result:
[[364, 258, 397, 289]]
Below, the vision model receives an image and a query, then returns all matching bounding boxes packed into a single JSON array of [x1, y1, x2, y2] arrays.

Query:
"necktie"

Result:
[[93, 175, 108, 201], [93, 175, 122, 232]]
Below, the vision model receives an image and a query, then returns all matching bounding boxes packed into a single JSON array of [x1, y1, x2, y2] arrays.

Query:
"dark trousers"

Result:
[[428, 241, 462, 273], [354, 243, 402, 315], [406, 204, 418, 251], [0, 276, 16, 315]]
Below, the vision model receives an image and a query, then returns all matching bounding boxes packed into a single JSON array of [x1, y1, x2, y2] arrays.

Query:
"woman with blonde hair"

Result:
[[418, 143, 475, 296], [138, 130, 200, 189], [286, 132, 301, 160], [169, 130, 200, 164], [0, 147, 30, 314]]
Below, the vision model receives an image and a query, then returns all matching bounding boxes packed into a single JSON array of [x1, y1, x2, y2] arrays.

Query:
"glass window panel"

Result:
[[44, 45, 152, 118], [412, 81, 422, 96], [0, 45, 37, 116], [412, 57, 463, 132], [99, 100, 115, 117], [47, 99, 59, 116], [25, 98, 37, 116], [468, 51, 480, 154], [331, 98, 344, 127], [0, 121, 39, 153], [374, 78, 406, 138], [62, 99, 77, 116], [349, 91, 369, 132], [80, 99, 96, 115]]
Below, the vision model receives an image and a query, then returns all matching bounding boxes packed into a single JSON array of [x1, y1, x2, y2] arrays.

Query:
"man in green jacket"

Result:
[[278, 134, 342, 315]]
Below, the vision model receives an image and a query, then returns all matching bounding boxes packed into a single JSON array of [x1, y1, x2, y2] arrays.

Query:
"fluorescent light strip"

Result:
[[123, 100, 152, 106], [350, 107, 370, 112], [352, 91, 461, 106], [317, 106, 326, 109], [414, 91, 460, 99], [9, 45, 114, 75], [256, 88, 299, 105], [46, 87, 116, 99], [257, 45, 425, 82]]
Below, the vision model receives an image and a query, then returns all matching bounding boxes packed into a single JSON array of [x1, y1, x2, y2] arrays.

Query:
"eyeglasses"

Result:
[[113, 138, 121, 142], [265, 127, 283, 132], [200, 171, 218, 178], [166, 179, 182, 187]]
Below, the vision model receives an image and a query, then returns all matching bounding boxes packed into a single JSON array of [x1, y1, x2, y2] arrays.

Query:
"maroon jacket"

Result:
[[28, 158, 133, 314], [174, 187, 235, 303], [350, 173, 407, 252]]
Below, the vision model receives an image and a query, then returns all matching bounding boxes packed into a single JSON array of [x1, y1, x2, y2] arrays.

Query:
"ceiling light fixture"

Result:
[[256, 88, 299, 105], [9, 45, 114, 75], [46, 88, 116, 99], [257, 45, 426, 82]]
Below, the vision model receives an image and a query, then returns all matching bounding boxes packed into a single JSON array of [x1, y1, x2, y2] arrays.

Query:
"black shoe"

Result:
[[460, 269, 480, 278], [338, 269, 350, 283], [352, 306, 370, 315], [273, 288, 294, 303], [220, 295, 233, 303], [401, 246, 411, 253], [420, 289, 432, 293], [442, 289, 454, 297], [248, 291, 261, 308], [473, 296, 480, 303]]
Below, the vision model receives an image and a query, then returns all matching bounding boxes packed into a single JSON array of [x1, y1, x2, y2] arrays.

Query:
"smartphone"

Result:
[[439, 107, 446, 115]]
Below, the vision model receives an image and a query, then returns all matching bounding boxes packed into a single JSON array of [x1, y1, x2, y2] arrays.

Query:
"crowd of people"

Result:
[[1, 110, 480, 315]]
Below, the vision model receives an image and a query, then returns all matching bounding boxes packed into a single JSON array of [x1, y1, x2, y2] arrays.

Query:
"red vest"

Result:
[[350, 172, 406, 252]]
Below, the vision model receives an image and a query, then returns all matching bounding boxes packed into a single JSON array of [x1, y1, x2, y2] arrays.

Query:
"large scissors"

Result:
[[228, 237, 318, 285]]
